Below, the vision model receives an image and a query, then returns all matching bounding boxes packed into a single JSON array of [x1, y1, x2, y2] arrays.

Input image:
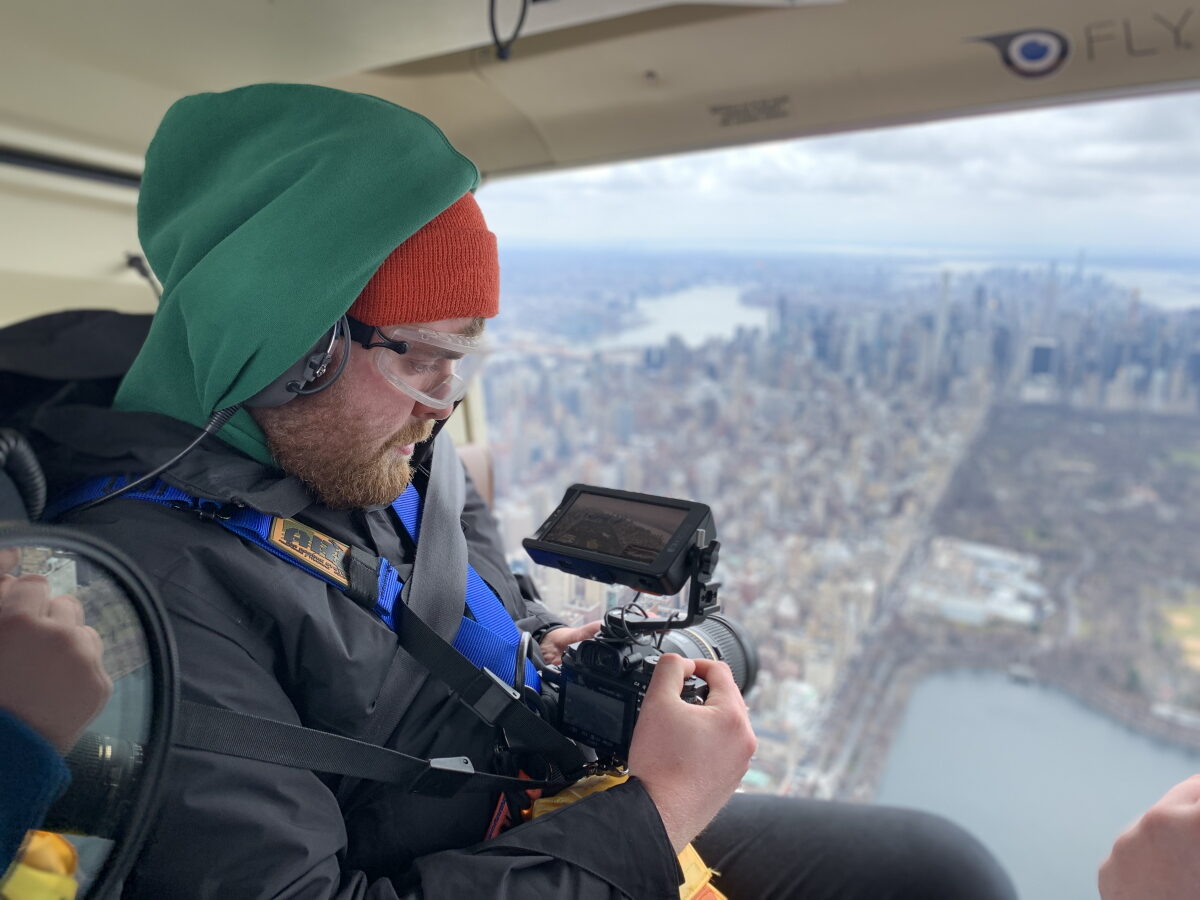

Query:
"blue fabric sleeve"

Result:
[[0, 708, 70, 873]]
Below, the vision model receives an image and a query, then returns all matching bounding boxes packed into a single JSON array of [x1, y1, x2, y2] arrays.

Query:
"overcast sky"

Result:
[[476, 89, 1200, 263]]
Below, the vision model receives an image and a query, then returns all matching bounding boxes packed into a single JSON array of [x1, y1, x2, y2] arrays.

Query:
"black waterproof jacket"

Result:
[[36, 406, 682, 899]]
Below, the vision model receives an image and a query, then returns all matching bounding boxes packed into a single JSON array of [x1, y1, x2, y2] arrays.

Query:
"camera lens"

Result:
[[659, 614, 758, 694], [42, 732, 144, 839]]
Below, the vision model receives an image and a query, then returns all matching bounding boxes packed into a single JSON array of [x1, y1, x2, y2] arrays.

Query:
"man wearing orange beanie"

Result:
[[40, 84, 1015, 900], [41, 84, 751, 899]]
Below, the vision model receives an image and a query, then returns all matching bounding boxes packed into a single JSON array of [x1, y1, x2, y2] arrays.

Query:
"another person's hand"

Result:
[[1099, 774, 1200, 900], [538, 621, 602, 666], [626, 654, 756, 853], [0, 574, 112, 753]]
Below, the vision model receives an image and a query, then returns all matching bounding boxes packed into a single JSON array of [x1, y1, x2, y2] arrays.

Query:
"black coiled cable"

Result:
[[0, 428, 47, 520]]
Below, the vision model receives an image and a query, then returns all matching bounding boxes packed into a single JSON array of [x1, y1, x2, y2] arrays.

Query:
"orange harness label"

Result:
[[267, 518, 350, 587]]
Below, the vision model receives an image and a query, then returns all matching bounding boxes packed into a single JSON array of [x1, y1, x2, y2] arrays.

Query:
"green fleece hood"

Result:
[[115, 83, 480, 465]]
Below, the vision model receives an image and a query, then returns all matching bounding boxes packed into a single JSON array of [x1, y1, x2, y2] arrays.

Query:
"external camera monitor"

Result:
[[523, 484, 714, 595]]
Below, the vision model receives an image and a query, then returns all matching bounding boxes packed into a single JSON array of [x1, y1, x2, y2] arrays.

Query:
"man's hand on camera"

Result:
[[538, 621, 602, 666], [0, 574, 112, 753], [626, 654, 756, 854]]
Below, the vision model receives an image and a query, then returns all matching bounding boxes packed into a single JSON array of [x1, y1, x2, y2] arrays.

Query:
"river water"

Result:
[[875, 669, 1200, 900], [590, 284, 768, 350]]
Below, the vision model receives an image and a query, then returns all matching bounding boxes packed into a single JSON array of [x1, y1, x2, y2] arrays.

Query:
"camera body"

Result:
[[554, 628, 709, 758], [525, 484, 755, 765]]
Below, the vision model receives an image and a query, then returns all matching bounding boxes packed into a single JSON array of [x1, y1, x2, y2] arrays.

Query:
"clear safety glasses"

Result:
[[346, 317, 489, 408]]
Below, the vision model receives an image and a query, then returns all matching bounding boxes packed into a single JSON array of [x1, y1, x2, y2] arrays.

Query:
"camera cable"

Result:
[[70, 405, 242, 515]]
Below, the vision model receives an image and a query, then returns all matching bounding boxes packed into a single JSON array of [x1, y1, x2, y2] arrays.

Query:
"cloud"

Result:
[[478, 89, 1200, 256]]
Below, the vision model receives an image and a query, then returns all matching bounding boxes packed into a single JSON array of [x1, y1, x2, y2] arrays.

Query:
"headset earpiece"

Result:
[[244, 316, 349, 408]]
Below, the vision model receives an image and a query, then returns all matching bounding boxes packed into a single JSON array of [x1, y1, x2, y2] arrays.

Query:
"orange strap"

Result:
[[483, 771, 543, 840]]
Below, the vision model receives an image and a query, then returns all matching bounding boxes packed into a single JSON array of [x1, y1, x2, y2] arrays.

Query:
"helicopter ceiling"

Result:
[[2, 0, 1196, 179]]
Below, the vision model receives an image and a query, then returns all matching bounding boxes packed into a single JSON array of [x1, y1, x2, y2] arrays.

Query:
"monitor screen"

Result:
[[541, 492, 688, 563]]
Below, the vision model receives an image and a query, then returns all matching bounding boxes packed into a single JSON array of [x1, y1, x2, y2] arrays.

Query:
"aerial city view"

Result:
[[480, 244, 1200, 896], [5, 4, 1200, 899]]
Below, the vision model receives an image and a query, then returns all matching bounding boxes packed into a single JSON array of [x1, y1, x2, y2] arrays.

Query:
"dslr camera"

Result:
[[524, 485, 757, 765]]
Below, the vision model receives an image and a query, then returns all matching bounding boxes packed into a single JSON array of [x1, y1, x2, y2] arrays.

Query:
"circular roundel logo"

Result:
[[1008, 31, 1067, 76], [974, 28, 1071, 79]]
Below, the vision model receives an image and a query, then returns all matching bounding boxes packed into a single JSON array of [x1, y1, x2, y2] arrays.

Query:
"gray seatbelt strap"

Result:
[[342, 433, 481, 785], [401, 431, 469, 641]]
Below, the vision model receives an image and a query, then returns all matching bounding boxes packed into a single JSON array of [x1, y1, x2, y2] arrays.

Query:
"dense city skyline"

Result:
[[482, 247, 1200, 808]]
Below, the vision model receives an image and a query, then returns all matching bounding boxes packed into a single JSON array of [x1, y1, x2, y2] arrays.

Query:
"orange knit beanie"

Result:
[[348, 193, 499, 326]]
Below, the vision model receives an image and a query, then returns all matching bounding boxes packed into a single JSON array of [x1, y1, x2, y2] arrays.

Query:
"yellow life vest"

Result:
[[528, 775, 727, 900]]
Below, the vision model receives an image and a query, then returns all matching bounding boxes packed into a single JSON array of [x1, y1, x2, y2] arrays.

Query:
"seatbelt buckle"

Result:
[[407, 755, 476, 797], [459, 667, 521, 726], [169, 497, 235, 521]]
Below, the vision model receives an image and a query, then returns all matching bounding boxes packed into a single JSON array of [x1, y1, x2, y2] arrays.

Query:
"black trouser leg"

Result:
[[692, 794, 1017, 900]]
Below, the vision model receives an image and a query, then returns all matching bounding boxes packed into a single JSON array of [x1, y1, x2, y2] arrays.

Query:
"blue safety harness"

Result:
[[50, 477, 540, 692]]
